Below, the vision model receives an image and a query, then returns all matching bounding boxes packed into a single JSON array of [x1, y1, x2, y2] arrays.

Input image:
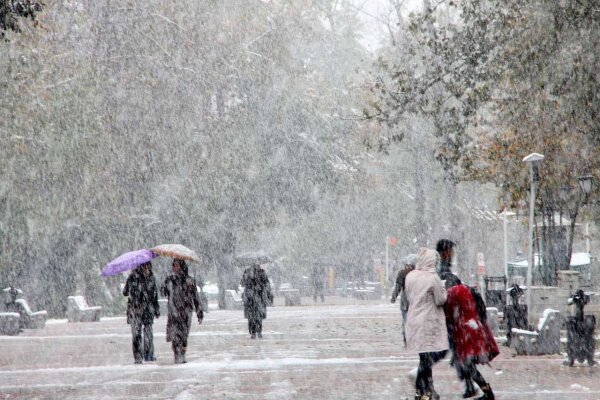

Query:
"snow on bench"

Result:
[[15, 299, 47, 329], [279, 288, 301, 306], [0, 312, 20, 335], [67, 295, 101, 323], [511, 309, 560, 355], [224, 290, 243, 310]]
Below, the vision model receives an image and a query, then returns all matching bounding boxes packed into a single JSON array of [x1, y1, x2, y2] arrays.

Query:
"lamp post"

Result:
[[501, 191, 513, 284], [577, 175, 594, 256], [522, 153, 544, 320]]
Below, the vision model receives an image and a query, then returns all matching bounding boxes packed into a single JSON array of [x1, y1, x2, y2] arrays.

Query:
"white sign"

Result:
[[477, 252, 485, 267]]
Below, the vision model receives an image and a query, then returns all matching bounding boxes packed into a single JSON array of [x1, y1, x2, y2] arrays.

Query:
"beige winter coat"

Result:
[[405, 247, 449, 353]]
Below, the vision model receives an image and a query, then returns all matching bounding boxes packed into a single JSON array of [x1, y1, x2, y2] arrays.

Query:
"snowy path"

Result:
[[1, 298, 599, 399]]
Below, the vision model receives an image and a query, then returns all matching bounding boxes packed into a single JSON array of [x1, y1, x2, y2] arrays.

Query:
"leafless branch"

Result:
[[151, 13, 187, 31]]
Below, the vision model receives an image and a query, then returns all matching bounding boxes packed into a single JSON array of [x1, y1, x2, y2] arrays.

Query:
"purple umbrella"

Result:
[[101, 249, 158, 277]]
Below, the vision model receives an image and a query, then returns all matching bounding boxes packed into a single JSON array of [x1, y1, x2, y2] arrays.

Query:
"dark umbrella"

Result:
[[235, 250, 272, 265], [101, 249, 157, 276]]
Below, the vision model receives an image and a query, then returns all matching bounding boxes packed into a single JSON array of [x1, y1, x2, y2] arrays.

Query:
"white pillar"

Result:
[[526, 164, 536, 321], [503, 211, 509, 281]]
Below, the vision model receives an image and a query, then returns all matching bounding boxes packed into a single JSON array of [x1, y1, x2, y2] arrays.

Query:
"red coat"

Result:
[[444, 285, 499, 363]]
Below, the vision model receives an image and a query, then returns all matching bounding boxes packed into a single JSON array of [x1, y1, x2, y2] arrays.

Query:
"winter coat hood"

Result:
[[415, 247, 438, 274], [405, 247, 448, 353]]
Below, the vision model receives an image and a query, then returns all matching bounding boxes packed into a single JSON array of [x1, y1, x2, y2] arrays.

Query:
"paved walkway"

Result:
[[1, 297, 599, 399]]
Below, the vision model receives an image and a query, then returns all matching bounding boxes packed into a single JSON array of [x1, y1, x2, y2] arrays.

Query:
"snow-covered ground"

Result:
[[1, 297, 599, 399]]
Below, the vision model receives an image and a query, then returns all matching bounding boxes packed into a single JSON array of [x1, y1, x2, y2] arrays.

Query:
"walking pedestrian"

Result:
[[123, 262, 159, 364], [444, 274, 498, 399], [390, 253, 416, 347], [310, 264, 326, 303], [405, 247, 448, 400], [241, 263, 273, 339], [436, 239, 455, 281], [161, 259, 203, 364]]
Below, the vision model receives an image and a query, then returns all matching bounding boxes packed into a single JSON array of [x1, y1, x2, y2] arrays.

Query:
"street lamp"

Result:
[[501, 190, 512, 283], [577, 175, 594, 254], [523, 152, 544, 320]]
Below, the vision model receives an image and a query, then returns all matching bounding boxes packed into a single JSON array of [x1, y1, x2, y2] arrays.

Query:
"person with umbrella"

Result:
[[241, 262, 273, 339], [123, 262, 160, 364], [161, 259, 203, 364]]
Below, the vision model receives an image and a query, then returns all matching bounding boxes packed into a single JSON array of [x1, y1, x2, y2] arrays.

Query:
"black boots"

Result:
[[173, 346, 187, 364], [475, 384, 494, 400], [428, 378, 440, 400], [414, 393, 431, 400], [414, 380, 439, 400], [463, 379, 477, 398]]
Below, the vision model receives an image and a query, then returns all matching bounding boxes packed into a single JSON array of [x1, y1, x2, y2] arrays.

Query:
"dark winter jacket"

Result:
[[241, 266, 273, 321], [123, 270, 159, 325], [438, 259, 453, 281], [161, 274, 202, 343], [391, 265, 415, 311], [310, 265, 326, 290]]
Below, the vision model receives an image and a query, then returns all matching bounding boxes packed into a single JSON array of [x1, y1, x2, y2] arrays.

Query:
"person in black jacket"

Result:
[[123, 262, 159, 364], [161, 259, 203, 364], [390, 254, 416, 347], [310, 264, 326, 303], [436, 239, 455, 281], [241, 263, 273, 339]]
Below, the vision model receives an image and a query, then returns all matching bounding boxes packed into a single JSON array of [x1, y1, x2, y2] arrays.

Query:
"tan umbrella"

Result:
[[151, 244, 200, 262]]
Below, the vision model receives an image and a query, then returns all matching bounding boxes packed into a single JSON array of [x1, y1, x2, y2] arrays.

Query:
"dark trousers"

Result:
[[401, 309, 408, 348], [457, 357, 487, 387], [131, 319, 154, 362], [416, 350, 448, 394], [248, 318, 262, 335]]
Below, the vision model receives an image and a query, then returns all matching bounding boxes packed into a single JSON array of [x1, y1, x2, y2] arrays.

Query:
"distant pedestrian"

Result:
[[241, 263, 273, 339], [310, 264, 326, 303], [436, 239, 455, 281], [444, 275, 498, 399], [161, 259, 203, 364], [390, 254, 416, 347], [405, 248, 448, 400], [123, 262, 159, 364]]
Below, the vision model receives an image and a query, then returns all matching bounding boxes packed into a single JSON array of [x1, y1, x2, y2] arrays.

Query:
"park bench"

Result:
[[0, 312, 20, 335], [15, 299, 47, 329], [352, 288, 378, 300], [364, 281, 383, 297], [511, 309, 561, 355], [279, 288, 301, 306], [224, 290, 243, 310], [67, 295, 102, 322]]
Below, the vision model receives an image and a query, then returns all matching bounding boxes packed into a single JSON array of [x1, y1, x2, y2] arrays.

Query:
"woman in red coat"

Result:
[[445, 275, 498, 399]]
